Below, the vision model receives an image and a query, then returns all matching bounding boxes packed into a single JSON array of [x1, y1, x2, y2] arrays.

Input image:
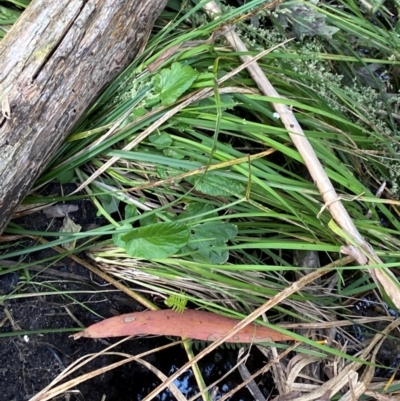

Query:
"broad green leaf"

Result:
[[170, 119, 193, 132], [153, 62, 198, 106], [140, 212, 157, 227], [178, 203, 217, 221], [156, 166, 168, 179], [125, 204, 137, 220], [97, 194, 120, 215], [163, 148, 185, 159], [196, 72, 215, 81], [187, 174, 245, 197], [131, 106, 147, 119], [186, 222, 238, 264], [113, 223, 134, 249], [195, 94, 236, 113], [0, 5, 21, 22], [149, 132, 173, 149], [119, 222, 189, 259], [121, 106, 147, 127]]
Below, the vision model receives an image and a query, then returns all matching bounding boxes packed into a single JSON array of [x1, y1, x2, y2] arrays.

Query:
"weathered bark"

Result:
[[0, 0, 167, 234]]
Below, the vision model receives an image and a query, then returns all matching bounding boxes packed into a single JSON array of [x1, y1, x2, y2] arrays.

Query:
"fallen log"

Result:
[[0, 0, 167, 234]]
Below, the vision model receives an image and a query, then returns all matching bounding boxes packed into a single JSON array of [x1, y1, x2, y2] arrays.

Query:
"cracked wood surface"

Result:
[[0, 0, 167, 234]]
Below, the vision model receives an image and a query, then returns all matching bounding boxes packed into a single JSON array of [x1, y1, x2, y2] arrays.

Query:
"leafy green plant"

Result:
[[113, 222, 190, 259], [154, 62, 198, 106], [164, 293, 188, 312]]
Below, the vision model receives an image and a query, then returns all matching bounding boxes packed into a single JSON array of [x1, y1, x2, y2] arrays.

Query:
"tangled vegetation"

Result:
[[2, 0, 400, 399]]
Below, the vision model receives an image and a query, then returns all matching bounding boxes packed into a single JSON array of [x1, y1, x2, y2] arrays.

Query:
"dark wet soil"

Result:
[[350, 297, 400, 377], [0, 271, 270, 401], [0, 185, 272, 401]]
